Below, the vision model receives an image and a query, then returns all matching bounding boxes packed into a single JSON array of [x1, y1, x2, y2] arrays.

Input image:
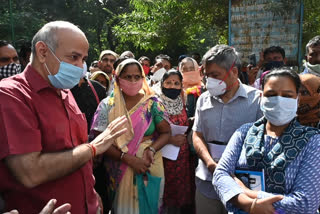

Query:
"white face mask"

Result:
[[206, 77, 227, 96], [260, 96, 298, 126], [151, 67, 166, 82]]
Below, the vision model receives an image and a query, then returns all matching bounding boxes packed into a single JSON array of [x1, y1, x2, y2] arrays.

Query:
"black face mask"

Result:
[[162, 87, 181, 99], [264, 61, 284, 71]]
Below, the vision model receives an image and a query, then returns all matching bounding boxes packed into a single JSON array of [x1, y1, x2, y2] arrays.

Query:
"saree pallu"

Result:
[[104, 96, 166, 214], [113, 139, 164, 214]]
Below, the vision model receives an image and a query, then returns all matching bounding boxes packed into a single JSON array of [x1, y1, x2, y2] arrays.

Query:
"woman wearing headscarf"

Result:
[[179, 57, 204, 118], [297, 73, 320, 128], [157, 70, 196, 214], [90, 58, 171, 214], [90, 71, 110, 90], [213, 68, 320, 214]]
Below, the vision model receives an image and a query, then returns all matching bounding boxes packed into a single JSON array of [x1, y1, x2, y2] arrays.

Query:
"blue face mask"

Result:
[[45, 47, 84, 89]]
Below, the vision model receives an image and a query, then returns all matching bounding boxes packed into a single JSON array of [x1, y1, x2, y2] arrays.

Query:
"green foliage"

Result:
[[1, 0, 319, 64], [303, 0, 320, 55], [0, 0, 130, 63], [113, 0, 228, 60]]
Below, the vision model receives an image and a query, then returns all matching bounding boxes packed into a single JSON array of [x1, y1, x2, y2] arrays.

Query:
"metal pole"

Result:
[[9, 0, 15, 46], [298, 0, 304, 70], [228, 0, 231, 45]]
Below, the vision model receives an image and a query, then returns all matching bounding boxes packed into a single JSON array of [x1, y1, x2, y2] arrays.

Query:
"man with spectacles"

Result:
[[0, 40, 21, 80], [192, 45, 262, 214]]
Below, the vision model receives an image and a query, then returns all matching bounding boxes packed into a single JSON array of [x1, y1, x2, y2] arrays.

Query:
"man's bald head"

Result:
[[31, 21, 87, 57]]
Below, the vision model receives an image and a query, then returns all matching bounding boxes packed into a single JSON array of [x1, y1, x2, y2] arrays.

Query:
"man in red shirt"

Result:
[[0, 21, 128, 214]]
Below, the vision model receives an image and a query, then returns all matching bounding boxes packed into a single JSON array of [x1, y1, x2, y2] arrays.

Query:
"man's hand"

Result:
[[207, 162, 217, 174], [92, 115, 128, 156], [39, 199, 71, 214], [251, 195, 283, 214], [170, 134, 186, 147], [247, 66, 259, 85], [3, 199, 72, 214]]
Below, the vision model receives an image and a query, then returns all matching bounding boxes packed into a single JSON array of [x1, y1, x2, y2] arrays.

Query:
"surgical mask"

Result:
[[306, 61, 320, 74], [151, 67, 166, 82], [205, 61, 236, 97], [264, 61, 284, 71], [260, 96, 297, 126], [182, 71, 202, 86], [44, 47, 84, 89], [162, 87, 181, 99], [119, 78, 143, 96], [206, 77, 227, 96]]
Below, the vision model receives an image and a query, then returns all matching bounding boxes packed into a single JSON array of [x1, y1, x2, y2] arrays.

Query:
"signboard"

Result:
[[229, 0, 303, 66]]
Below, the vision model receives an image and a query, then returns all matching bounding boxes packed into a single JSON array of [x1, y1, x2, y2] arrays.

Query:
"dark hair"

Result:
[[263, 46, 285, 59], [120, 62, 143, 76], [19, 42, 31, 59], [155, 54, 171, 63], [178, 54, 187, 62], [262, 68, 301, 93], [0, 40, 10, 48], [114, 56, 131, 71], [306, 35, 320, 54], [138, 56, 151, 63], [90, 60, 99, 68], [202, 45, 241, 73], [161, 69, 183, 86]]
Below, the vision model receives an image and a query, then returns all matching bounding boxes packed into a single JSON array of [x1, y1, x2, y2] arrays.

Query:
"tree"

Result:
[[0, 0, 131, 63], [302, 0, 320, 55], [113, 0, 228, 62]]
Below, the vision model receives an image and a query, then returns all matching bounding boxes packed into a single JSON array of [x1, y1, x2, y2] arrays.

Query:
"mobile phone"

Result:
[[249, 53, 256, 67]]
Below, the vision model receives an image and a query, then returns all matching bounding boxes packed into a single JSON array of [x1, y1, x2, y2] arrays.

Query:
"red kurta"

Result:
[[0, 65, 98, 213], [163, 108, 195, 207]]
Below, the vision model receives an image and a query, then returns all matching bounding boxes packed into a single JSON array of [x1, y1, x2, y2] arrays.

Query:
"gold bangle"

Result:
[[249, 198, 258, 214], [148, 146, 156, 154]]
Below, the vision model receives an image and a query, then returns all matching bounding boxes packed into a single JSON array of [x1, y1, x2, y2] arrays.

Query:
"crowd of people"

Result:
[[0, 20, 319, 214]]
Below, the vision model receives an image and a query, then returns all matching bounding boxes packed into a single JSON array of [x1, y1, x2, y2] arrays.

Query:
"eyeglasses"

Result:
[[0, 56, 19, 63], [121, 74, 143, 81]]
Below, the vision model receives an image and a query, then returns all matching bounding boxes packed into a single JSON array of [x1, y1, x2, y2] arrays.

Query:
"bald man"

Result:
[[0, 21, 128, 214]]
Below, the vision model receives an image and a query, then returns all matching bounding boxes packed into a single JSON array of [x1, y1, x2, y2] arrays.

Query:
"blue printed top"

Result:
[[213, 123, 320, 214]]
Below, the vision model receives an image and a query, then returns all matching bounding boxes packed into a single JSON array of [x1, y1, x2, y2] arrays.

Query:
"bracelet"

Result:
[[148, 146, 156, 154], [249, 198, 258, 214], [86, 144, 97, 158], [120, 151, 127, 160]]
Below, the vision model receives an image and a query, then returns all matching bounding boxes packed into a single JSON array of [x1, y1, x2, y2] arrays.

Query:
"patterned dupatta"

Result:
[[244, 117, 319, 194]]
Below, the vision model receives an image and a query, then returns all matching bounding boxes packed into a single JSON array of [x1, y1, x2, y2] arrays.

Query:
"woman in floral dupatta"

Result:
[[91, 58, 170, 214]]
